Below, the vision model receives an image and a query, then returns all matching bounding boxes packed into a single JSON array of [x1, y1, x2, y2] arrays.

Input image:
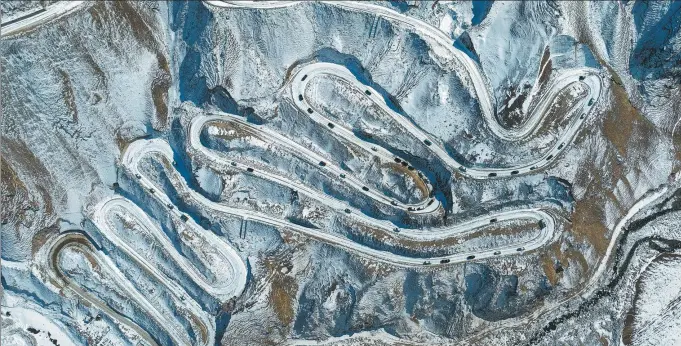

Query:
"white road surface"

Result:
[[193, 113, 438, 214], [90, 196, 247, 303], [291, 62, 601, 179], [206, 0, 603, 148], [1, 1, 85, 37], [123, 138, 558, 267]]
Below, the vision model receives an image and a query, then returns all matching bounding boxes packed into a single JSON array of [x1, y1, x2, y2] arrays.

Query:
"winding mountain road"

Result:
[[124, 138, 557, 267], [205, 0, 602, 146], [40, 232, 169, 346], [193, 113, 438, 214], [191, 113, 557, 243], [1, 1, 85, 37], [90, 196, 247, 303], [292, 62, 601, 178]]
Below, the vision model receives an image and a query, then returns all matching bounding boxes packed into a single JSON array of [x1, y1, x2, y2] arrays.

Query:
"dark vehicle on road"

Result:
[[423, 139, 432, 146], [493, 251, 501, 255], [516, 247, 524, 251], [489, 218, 497, 223], [327, 122, 335, 129], [344, 208, 351, 214], [180, 215, 189, 222], [466, 255, 475, 260], [511, 170, 519, 175], [362, 186, 369, 191], [365, 90, 371, 96], [319, 161, 326, 166], [423, 261, 431, 265], [246, 167, 254, 172], [488, 172, 497, 177], [440, 259, 450, 264]]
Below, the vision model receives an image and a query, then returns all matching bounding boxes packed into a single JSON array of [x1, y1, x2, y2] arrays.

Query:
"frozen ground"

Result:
[[2, 1, 681, 345]]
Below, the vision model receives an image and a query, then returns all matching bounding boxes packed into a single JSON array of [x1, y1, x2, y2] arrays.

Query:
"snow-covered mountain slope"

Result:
[[2, 1, 681, 345]]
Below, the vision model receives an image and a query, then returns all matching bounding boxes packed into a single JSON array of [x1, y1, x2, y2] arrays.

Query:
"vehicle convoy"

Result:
[[122, 139, 558, 267]]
